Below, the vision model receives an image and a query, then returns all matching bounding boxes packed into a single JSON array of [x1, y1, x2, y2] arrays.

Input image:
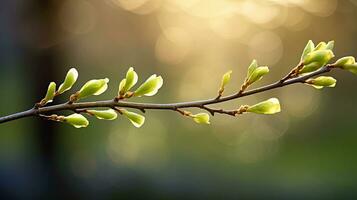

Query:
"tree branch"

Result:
[[0, 65, 332, 124]]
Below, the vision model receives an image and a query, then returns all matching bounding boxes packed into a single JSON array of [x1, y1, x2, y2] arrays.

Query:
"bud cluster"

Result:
[[30, 40, 356, 129]]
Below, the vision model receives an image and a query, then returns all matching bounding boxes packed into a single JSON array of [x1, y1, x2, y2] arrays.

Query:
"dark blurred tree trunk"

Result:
[[24, 0, 75, 198]]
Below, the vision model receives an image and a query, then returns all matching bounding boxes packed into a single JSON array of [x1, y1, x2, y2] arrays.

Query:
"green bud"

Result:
[[333, 56, 355, 67], [340, 63, 357, 75], [247, 66, 269, 84], [64, 113, 89, 128], [301, 50, 334, 73], [190, 113, 210, 124], [326, 41, 334, 51], [87, 109, 118, 120], [306, 76, 336, 89], [314, 42, 327, 51], [313, 41, 334, 51], [300, 40, 315, 62], [303, 50, 334, 65], [57, 68, 78, 94], [247, 60, 258, 78], [78, 78, 109, 99], [42, 82, 56, 104], [121, 109, 145, 128], [119, 67, 138, 95], [300, 62, 322, 74], [219, 70, 232, 94], [247, 98, 281, 115], [134, 74, 163, 97], [118, 79, 126, 95]]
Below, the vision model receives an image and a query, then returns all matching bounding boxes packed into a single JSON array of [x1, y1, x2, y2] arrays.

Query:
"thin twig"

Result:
[[0, 65, 332, 124]]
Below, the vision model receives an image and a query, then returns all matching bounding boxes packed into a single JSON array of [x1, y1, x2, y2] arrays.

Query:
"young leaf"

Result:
[[306, 76, 336, 89], [119, 67, 138, 95], [134, 74, 163, 97], [314, 42, 327, 51], [121, 109, 145, 128], [326, 40, 334, 51], [247, 66, 269, 84], [341, 63, 357, 75], [87, 109, 118, 120], [247, 60, 258, 78], [42, 82, 56, 104], [301, 50, 334, 73], [77, 78, 109, 99], [221, 71, 232, 88], [303, 50, 334, 65], [247, 98, 281, 115], [64, 113, 89, 128], [219, 70, 232, 95], [57, 68, 78, 94], [333, 56, 355, 67], [190, 113, 210, 124], [300, 40, 315, 62], [118, 79, 126, 95]]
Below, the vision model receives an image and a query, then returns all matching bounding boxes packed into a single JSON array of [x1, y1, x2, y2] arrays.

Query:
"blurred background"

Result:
[[0, 0, 357, 199]]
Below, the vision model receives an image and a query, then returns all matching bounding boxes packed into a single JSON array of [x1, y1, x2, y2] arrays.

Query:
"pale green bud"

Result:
[[119, 67, 138, 95], [121, 109, 145, 128], [247, 98, 281, 115], [247, 66, 269, 84], [314, 42, 327, 51], [87, 109, 118, 120], [301, 50, 334, 73], [306, 76, 336, 89], [57, 68, 78, 94], [303, 50, 334, 65], [342, 63, 357, 75], [247, 60, 258, 78], [221, 70, 232, 88], [300, 40, 315, 62], [190, 113, 210, 124], [313, 41, 334, 51], [118, 79, 126, 95], [333, 56, 355, 67], [300, 62, 322, 74], [326, 41, 334, 51], [78, 78, 109, 99], [219, 70, 232, 95], [134, 74, 163, 97], [64, 113, 89, 128], [42, 82, 56, 104]]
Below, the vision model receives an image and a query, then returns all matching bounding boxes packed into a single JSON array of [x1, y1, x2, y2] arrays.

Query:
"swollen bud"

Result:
[[134, 74, 163, 97], [306, 76, 336, 89], [246, 66, 269, 84], [314, 42, 327, 51], [325, 41, 334, 51], [121, 109, 145, 128], [64, 113, 89, 128], [77, 78, 109, 99], [247, 60, 258, 78], [87, 109, 118, 120], [300, 40, 315, 62], [333, 56, 355, 66], [341, 64, 357, 75], [190, 113, 210, 124], [41, 82, 56, 105], [247, 98, 281, 115], [300, 50, 334, 73], [57, 68, 78, 94], [218, 70, 232, 95], [118, 67, 138, 96]]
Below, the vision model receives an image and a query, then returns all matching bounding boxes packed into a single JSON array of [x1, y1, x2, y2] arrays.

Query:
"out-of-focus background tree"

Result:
[[0, 0, 357, 199]]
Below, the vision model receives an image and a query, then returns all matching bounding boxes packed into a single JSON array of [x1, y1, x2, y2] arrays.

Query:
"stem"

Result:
[[0, 66, 332, 124]]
